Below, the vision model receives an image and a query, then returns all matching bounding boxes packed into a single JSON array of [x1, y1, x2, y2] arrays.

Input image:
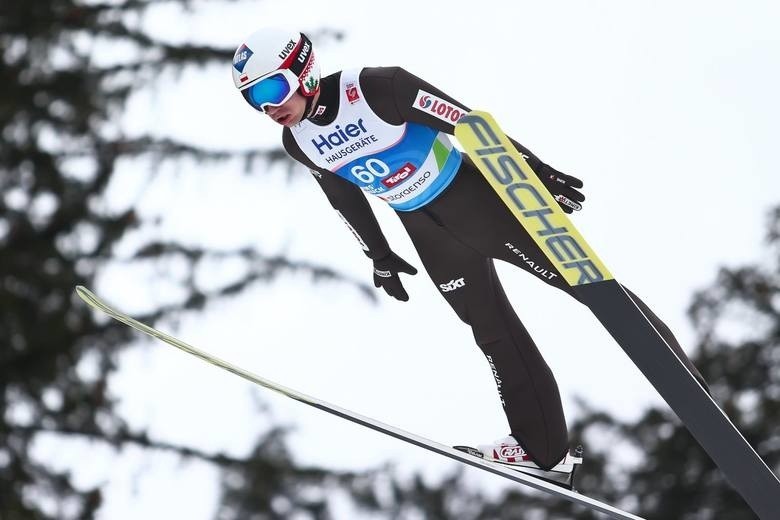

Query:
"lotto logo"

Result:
[[439, 277, 466, 293], [413, 90, 466, 124]]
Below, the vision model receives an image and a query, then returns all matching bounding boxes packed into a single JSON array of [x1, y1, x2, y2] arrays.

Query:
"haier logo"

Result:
[[413, 90, 465, 124], [233, 44, 253, 73], [278, 39, 296, 60], [310, 119, 369, 155]]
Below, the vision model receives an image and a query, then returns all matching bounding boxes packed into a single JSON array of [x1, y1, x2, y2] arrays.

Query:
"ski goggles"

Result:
[[241, 69, 299, 112]]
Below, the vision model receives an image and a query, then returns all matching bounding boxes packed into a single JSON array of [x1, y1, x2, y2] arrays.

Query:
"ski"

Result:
[[75, 285, 643, 520], [454, 111, 780, 520]]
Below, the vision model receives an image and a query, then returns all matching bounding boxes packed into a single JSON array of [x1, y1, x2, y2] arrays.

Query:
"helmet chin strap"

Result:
[[304, 95, 315, 119], [302, 90, 321, 120]]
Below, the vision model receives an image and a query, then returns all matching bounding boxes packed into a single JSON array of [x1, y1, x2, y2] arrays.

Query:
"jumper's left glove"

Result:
[[538, 164, 585, 214], [373, 252, 418, 302]]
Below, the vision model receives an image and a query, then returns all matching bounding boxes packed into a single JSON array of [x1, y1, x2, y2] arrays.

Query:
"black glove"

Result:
[[538, 164, 585, 214], [373, 252, 417, 302]]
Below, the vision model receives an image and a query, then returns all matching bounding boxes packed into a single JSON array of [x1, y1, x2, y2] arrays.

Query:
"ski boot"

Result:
[[455, 435, 583, 490]]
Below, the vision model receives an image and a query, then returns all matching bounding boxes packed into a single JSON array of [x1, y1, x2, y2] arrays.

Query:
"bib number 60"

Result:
[[351, 158, 390, 184]]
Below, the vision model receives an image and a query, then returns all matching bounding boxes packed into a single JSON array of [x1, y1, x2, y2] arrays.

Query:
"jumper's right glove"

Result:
[[373, 252, 418, 302]]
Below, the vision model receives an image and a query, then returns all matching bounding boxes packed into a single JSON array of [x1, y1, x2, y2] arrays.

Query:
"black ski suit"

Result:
[[281, 66, 706, 469]]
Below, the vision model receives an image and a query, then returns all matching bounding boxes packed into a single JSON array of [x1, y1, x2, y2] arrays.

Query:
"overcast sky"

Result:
[[34, 1, 780, 518]]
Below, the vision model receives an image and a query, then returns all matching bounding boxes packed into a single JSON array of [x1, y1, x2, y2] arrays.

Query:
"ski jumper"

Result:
[[281, 67, 706, 470]]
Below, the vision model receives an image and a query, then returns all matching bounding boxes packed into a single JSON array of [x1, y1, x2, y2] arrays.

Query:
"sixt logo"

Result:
[[457, 113, 610, 286], [439, 277, 466, 293], [310, 119, 369, 155], [233, 44, 253, 73]]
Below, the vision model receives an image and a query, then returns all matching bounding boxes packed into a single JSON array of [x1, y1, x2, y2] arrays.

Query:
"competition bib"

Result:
[[291, 69, 461, 211]]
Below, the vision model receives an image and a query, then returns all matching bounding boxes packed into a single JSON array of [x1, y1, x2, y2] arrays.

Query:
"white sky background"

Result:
[[32, 1, 780, 518]]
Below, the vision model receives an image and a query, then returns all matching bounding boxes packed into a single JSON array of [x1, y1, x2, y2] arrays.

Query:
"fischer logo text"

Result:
[[459, 114, 607, 286]]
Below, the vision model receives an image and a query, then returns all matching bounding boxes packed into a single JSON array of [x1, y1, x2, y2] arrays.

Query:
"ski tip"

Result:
[[74, 286, 101, 308], [75, 285, 91, 300]]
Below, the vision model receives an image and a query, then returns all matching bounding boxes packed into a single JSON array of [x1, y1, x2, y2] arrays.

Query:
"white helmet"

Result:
[[232, 28, 320, 112]]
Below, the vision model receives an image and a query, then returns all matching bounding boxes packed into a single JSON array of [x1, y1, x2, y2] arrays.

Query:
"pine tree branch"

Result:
[[8, 423, 249, 466]]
